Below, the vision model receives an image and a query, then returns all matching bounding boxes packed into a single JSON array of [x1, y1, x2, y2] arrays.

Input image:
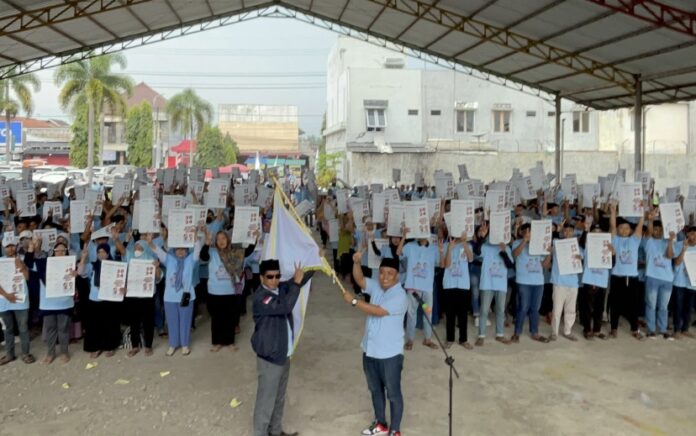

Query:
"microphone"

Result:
[[411, 291, 432, 315]]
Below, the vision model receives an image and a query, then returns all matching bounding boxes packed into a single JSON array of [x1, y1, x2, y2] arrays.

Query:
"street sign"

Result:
[[0, 121, 23, 147]]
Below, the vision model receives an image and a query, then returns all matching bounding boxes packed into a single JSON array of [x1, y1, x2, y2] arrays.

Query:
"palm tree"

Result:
[[165, 88, 213, 166], [0, 68, 41, 163], [54, 54, 133, 182]]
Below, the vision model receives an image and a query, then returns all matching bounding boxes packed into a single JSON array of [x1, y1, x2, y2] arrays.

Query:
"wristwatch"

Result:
[[351, 298, 358, 307]]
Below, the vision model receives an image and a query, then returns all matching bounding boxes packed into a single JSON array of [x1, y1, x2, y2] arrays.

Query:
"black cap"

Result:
[[687, 226, 696, 234], [260, 259, 281, 274], [379, 257, 400, 271]]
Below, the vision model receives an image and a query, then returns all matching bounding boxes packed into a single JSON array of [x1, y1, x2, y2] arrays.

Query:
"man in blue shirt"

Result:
[[344, 253, 408, 436], [644, 214, 677, 338]]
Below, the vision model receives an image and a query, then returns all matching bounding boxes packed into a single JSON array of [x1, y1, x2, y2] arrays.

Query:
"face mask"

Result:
[[134, 250, 144, 257]]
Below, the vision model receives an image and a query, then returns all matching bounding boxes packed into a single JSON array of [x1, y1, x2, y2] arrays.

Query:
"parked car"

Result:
[[102, 165, 136, 187]]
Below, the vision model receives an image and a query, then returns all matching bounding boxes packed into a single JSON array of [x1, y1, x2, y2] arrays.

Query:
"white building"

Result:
[[324, 37, 696, 190]]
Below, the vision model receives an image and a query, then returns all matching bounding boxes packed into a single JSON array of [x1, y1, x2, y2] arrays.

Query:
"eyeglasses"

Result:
[[264, 274, 281, 279]]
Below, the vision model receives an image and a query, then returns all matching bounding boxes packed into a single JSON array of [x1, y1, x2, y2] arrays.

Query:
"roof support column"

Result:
[[555, 94, 562, 186], [634, 75, 643, 173]]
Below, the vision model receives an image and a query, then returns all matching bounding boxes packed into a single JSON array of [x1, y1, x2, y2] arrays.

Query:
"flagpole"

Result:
[[271, 177, 349, 295]]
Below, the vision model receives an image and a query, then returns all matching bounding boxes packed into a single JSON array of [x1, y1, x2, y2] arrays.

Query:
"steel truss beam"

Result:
[[361, 0, 635, 90], [584, 0, 696, 37]]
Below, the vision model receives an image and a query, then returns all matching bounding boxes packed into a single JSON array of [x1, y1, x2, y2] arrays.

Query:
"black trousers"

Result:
[[125, 297, 155, 348], [83, 300, 122, 353], [539, 283, 554, 316], [579, 285, 606, 334], [207, 293, 241, 345], [443, 289, 469, 343], [609, 276, 640, 332]]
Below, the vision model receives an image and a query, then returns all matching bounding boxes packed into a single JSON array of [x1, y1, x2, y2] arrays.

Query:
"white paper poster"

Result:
[[489, 211, 511, 245], [688, 185, 696, 200], [69, 200, 88, 233], [684, 251, 696, 287], [231, 206, 260, 244], [392, 168, 401, 182], [112, 177, 132, 205], [586, 233, 613, 269], [350, 198, 370, 226], [186, 181, 205, 203], [16, 190, 36, 217], [387, 204, 405, 237], [581, 184, 601, 209], [666, 186, 680, 203], [618, 183, 643, 217], [415, 173, 425, 188], [0, 184, 10, 199], [485, 190, 506, 217], [561, 175, 578, 202], [255, 186, 273, 209], [435, 174, 454, 199], [187, 204, 208, 226], [529, 166, 545, 191], [449, 200, 475, 239], [45, 256, 76, 298], [139, 184, 156, 200], [90, 223, 115, 241], [425, 198, 441, 222], [138, 199, 160, 233], [372, 193, 388, 224], [515, 176, 536, 201], [85, 189, 104, 216], [97, 260, 127, 302], [294, 200, 312, 217], [554, 238, 583, 275], [0, 258, 26, 304], [327, 218, 339, 243], [457, 164, 469, 181], [126, 259, 157, 298], [530, 220, 553, 255], [336, 189, 350, 214], [233, 183, 254, 207], [167, 209, 196, 248], [403, 201, 429, 239], [42, 201, 63, 220], [684, 199, 696, 224], [659, 203, 685, 239], [34, 228, 57, 252], [205, 179, 229, 209], [370, 183, 383, 194]]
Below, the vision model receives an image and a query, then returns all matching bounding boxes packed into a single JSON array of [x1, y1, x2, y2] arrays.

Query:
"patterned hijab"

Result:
[[215, 231, 245, 280]]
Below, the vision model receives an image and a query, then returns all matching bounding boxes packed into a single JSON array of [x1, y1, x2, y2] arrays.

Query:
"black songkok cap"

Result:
[[260, 259, 281, 274]]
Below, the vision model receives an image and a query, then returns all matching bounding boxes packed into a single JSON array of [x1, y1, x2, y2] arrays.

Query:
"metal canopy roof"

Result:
[[0, 0, 694, 110]]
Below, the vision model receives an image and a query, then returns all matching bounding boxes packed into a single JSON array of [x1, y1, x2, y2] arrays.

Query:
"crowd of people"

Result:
[[1, 166, 695, 436]]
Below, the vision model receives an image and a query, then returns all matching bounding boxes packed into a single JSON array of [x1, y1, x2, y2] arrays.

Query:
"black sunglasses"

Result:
[[264, 273, 281, 279]]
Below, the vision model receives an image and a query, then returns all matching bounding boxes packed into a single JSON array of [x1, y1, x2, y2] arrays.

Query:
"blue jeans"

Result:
[[645, 277, 672, 333], [514, 284, 544, 335], [470, 265, 481, 316], [363, 353, 404, 432], [672, 286, 695, 333], [406, 291, 433, 341], [164, 302, 194, 347], [478, 290, 506, 337]]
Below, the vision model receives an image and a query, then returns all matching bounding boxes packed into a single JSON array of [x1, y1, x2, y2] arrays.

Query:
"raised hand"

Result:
[[292, 262, 304, 285]]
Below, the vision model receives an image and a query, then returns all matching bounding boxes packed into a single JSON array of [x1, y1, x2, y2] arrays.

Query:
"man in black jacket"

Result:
[[251, 259, 308, 436]]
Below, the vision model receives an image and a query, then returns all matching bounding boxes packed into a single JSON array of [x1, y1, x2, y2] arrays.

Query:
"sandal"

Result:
[[127, 348, 140, 358], [228, 345, 238, 352], [181, 347, 191, 356], [22, 354, 36, 364], [89, 351, 102, 359], [495, 336, 511, 345], [210, 345, 223, 353], [531, 335, 549, 343], [144, 348, 153, 356], [596, 333, 608, 340], [165, 347, 176, 357], [475, 338, 485, 347], [458, 341, 473, 350], [423, 340, 438, 350], [445, 342, 453, 349], [404, 341, 413, 351], [60, 354, 70, 363], [104, 350, 115, 358], [632, 331, 645, 341], [511, 335, 520, 343], [42, 355, 55, 364], [0, 355, 16, 365]]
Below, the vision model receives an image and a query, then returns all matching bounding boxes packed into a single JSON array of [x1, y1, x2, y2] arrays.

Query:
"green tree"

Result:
[[54, 54, 133, 181], [69, 103, 99, 168], [165, 88, 212, 165], [316, 148, 344, 188], [126, 101, 153, 167], [195, 125, 237, 168], [0, 68, 41, 162], [223, 132, 239, 164]]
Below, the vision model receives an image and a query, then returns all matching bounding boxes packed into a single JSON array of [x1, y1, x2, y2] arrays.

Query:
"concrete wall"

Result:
[[218, 104, 299, 153]]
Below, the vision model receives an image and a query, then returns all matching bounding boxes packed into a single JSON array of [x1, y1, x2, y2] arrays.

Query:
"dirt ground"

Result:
[[1, 270, 695, 436]]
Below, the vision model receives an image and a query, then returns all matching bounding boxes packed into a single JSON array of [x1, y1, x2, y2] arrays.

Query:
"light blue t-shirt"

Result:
[[581, 247, 610, 288], [39, 279, 74, 311], [479, 243, 512, 292], [551, 241, 582, 288], [611, 236, 641, 277], [673, 242, 696, 290], [156, 245, 200, 303], [0, 279, 29, 312], [207, 248, 240, 296], [360, 278, 409, 359], [402, 241, 439, 293], [442, 241, 471, 290], [644, 238, 675, 282], [512, 240, 545, 286]]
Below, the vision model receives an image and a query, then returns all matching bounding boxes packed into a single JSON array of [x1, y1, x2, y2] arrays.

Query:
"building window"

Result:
[[493, 110, 511, 132], [526, 111, 536, 117], [456, 110, 475, 133], [573, 111, 590, 133], [365, 108, 386, 131], [547, 111, 555, 117], [430, 110, 441, 116], [408, 109, 418, 116]]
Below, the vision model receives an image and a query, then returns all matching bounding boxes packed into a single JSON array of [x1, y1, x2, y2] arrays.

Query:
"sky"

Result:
[[30, 18, 339, 136]]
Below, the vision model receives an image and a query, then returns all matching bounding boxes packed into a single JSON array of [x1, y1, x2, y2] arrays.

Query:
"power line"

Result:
[[36, 70, 326, 78]]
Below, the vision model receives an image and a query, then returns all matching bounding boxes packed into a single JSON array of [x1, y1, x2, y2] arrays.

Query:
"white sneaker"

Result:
[[362, 421, 389, 435], [474, 317, 480, 327]]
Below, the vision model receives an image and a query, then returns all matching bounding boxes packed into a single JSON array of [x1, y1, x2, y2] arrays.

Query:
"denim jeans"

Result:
[[406, 291, 433, 341], [478, 290, 506, 337], [645, 277, 672, 333], [363, 353, 404, 432], [470, 264, 481, 316], [0, 310, 30, 359], [514, 284, 544, 335], [673, 286, 695, 333]]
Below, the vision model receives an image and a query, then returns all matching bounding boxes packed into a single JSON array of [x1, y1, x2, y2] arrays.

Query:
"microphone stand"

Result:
[[412, 291, 459, 436]]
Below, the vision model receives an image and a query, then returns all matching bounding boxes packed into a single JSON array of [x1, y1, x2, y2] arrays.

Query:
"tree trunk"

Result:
[[87, 99, 95, 184], [4, 81, 10, 164], [99, 110, 105, 167], [189, 113, 193, 167]]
